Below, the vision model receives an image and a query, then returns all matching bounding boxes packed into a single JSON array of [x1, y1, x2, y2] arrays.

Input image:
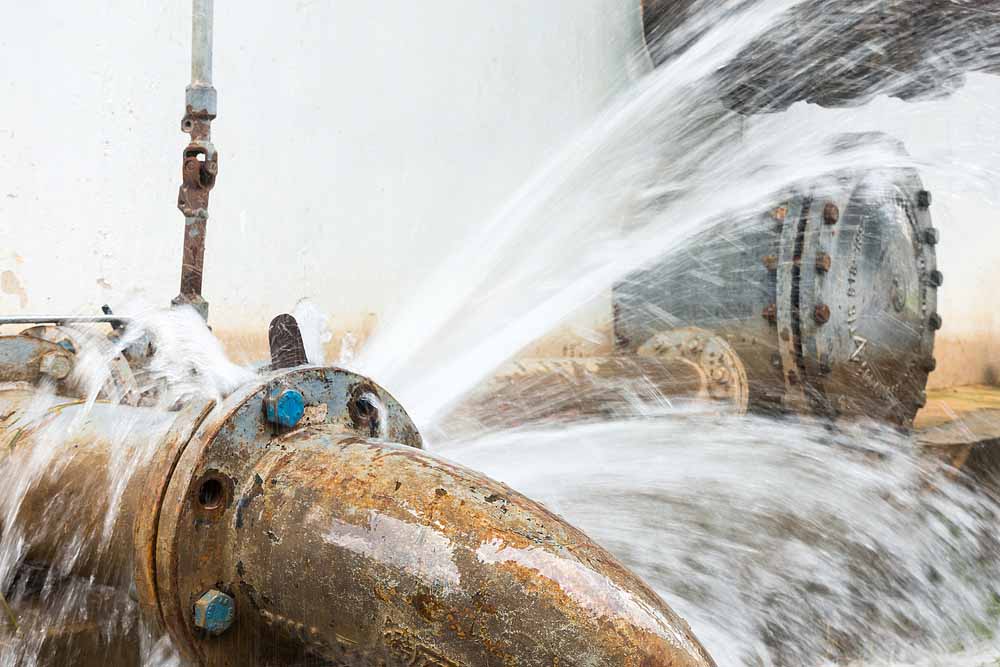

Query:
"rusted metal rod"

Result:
[[0, 316, 130, 326], [173, 0, 218, 321]]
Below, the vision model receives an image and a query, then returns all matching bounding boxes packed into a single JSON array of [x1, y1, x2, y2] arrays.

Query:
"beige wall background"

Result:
[[0, 2, 996, 387], [0, 0, 642, 331]]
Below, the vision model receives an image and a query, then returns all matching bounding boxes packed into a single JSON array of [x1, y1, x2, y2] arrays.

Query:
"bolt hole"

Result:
[[198, 478, 225, 510], [354, 395, 376, 419], [349, 389, 382, 438]]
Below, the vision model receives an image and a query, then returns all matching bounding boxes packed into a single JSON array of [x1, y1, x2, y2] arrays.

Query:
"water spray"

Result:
[[0, 2, 717, 666]]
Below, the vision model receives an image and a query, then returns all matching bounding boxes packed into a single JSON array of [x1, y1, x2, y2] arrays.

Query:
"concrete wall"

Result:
[[0, 0, 643, 341]]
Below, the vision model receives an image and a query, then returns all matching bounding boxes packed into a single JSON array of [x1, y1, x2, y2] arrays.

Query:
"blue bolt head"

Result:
[[193, 589, 234, 636], [265, 388, 305, 428]]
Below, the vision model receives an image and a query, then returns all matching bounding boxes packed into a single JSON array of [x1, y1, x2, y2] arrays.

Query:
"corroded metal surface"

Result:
[[637, 327, 750, 413], [18, 324, 142, 405], [168, 427, 715, 666], [0, 391, 180, 585], [268, 314, 309, 369], [132, 398, 217, 636], [440, 348, 746, 437], [0, 585, 140, 666], [614, 146, 940, 426], [0, 335, 74, 386], [0, 357, 718, 664], [794, 162, 938, 426], [173, 0, 218, 320]]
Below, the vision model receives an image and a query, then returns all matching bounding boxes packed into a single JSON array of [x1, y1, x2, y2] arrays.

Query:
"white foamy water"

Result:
[[0, 306, 248, 666], [437, 414, 1000, 666]]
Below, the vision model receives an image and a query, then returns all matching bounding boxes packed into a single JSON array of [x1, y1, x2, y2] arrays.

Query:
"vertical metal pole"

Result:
[[191, 0, 214, 87], [174, 0, 218, 321]]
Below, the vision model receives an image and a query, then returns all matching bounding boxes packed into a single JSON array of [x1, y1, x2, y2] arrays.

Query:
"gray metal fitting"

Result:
[[185, 84, 218, 118]]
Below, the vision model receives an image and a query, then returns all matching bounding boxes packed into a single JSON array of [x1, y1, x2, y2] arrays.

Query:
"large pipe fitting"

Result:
[[614, 145, 940, 427], [114, 366, 712, 666], [0, 325, 714, 665]]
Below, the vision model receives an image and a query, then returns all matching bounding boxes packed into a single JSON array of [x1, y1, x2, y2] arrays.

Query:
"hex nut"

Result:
[[923, 228, 940, 245], [917, 190, 932, 209], [929, 313, 943, 331], [762, 304, 778, 323], [39, 353, 72, 380], [264, 388, 305, 428], [193, 589, 235, 636], [762, 255, 779, 272], [822, 202, 840, 225], [813, 304, 831, 325], [928, 270, 944, 287], [815, 252, 832, 273]]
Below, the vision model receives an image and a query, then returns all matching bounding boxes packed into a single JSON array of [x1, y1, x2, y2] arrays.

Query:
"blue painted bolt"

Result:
[[193, 589, 234, 636], [264, 388, 305, 428]]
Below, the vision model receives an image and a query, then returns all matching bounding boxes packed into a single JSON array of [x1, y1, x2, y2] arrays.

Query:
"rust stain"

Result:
[[1, 270, 27, 309]]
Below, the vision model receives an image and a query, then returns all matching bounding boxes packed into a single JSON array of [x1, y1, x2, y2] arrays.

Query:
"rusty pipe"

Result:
[[0, 365, 714, 666], [0, 390, 211, 588], [164, 426, 713, 666]]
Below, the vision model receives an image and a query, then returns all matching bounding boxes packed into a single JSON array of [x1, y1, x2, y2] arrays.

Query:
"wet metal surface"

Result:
[[268, 314, 309, 369], [212, 429, 716, 666], [642, 0, 1000, 112], [613, 151, 939, 426]]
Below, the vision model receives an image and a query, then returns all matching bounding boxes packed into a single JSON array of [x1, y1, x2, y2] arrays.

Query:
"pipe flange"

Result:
[[637, 327, 749, 414], [798, 152, 938, 426], [148, 366, 420, 663]]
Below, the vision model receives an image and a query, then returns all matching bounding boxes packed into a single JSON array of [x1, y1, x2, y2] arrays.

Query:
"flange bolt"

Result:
[[823, 202, 839, 225], [39, 353, 72, 380], [813, 303, 831, 325], [193, 589, 235, 636], [918, 190, 932, 209], [815, 252, 832, 273], [264, 388, 305, 428]]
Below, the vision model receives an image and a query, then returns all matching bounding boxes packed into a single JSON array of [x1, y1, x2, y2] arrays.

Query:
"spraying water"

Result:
[[353, 0, 969, 428], [437, 414, 1000, 666], [2, 1, 1000, 665]]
